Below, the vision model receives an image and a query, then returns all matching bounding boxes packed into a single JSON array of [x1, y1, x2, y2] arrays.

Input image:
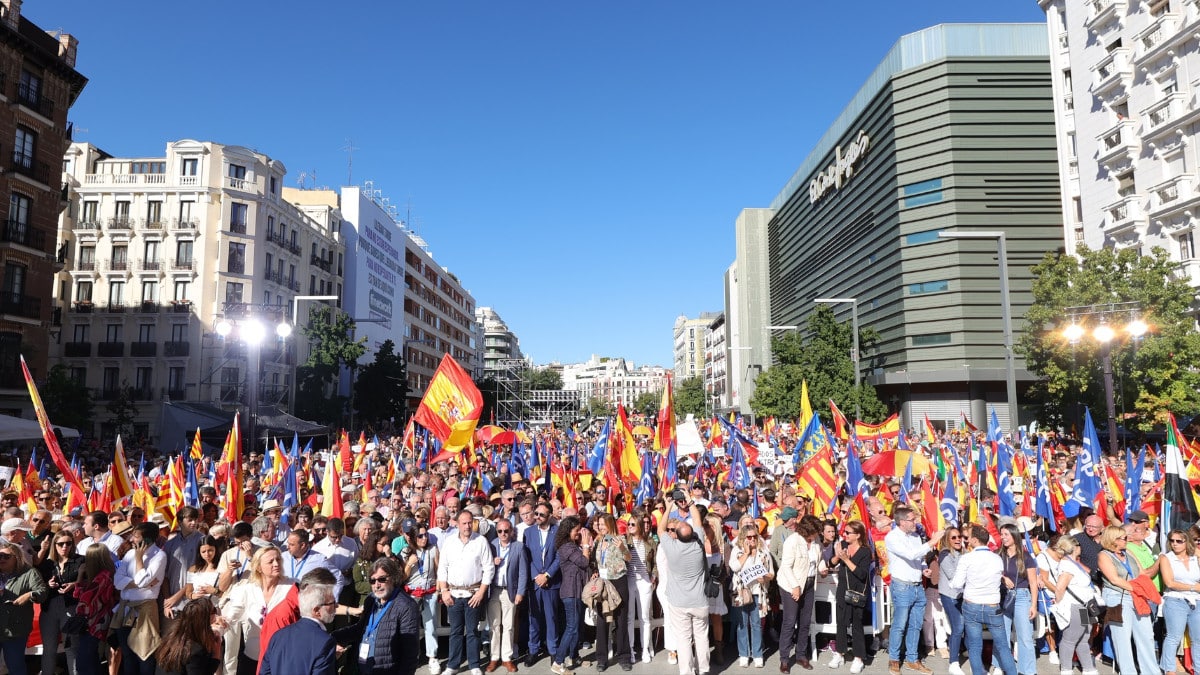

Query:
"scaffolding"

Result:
[[492, 358, 526, 426], [525, 389, 582, 428]]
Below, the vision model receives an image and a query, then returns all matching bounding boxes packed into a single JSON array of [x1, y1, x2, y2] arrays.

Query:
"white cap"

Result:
[[1, 517, 32, 535]]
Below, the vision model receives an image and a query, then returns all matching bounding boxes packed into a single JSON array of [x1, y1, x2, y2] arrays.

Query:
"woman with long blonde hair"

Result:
[[728, 522, 774, 668], [218, 546, 294, 675]]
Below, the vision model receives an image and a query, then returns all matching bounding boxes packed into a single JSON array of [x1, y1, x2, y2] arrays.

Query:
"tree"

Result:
[[749, 305, 888, 422], [105, 383, 139, 442], [1020, 245, 1200, 432], [673, 376, 706, 419], [353, 340, 409, 430], [294, 306, 366, 426], [522, 367, 563, 390], [632, 390, 661, 419], [582, 396, 614, 418], [39, 364, 94, 433]]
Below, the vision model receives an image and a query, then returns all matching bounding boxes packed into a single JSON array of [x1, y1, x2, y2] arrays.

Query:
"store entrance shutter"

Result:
[[907, 392, 970, 434]]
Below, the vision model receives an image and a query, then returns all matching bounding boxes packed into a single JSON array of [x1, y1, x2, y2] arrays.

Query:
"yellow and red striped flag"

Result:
[[320, 451, 344, 519], [219, 413, 244, 521], [107, 436, 136, 506], [20, 356, 83, 492], [797, 444, 837, 512], [190, 428, 203, 460]]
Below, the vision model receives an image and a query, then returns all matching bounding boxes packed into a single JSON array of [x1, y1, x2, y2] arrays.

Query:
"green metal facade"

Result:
[[766, 52, 1063, 427]]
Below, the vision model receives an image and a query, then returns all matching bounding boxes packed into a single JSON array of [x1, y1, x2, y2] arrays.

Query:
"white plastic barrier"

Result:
[[810, 574, 888, 654]]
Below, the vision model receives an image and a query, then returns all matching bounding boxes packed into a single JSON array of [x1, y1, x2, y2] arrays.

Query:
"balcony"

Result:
[[95, 387, 119, 401], [220, 385, 243, 404], [229, 221, 247, 235], [1148, 174, 1200, 229], [1092, 48, 1134, 101], [170, 218, 198, 232], [105, 258, 130, 273], [287, 241, 301, 255], [1102, 194, 1147, 236], [1084, 0, 1127, 33], [102, 303, 126, 313], [165, 387, 187, 400], [144, 218, 164, 231], [164, 341, 190, 357], [0, 220, 45, 252], [130, 342, 157, 357], [310, 255, 332, 272], [131, 387, 155, 401], [225, 175, 251, 192], [63, 342, 91, 358], [1142, 91, 1190, 141], [264, 269, 284, 285], [1096, 119, 1138, 170], [70, 301, 93, 313], [0, 292, 39, 319], [1135, 12, 1181, 64], [106, 217, 132, 232], [139, 301, 159, 313], [9, 152, 50, 185], [138, 258, 162, 272], [171, 258, 195, 271], [169, 300, 192, 313], [83, 173, 167, 187], [97, 342, 125, 357], [15, 81, 54, 119]]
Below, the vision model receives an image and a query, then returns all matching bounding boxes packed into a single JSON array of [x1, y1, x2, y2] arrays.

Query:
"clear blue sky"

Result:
[[54, 1, 1045, 369]]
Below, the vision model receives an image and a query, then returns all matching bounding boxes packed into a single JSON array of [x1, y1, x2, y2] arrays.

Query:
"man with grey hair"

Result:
[[260, 581, 338, 675], [354, 516, 379, 549], [251, 515, 276, 548]]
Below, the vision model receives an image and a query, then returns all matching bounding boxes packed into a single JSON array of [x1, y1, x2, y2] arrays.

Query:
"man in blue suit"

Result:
[[488, 519, 529, 671], [260, 581, 338, 675], [521, 504, 560, 667]]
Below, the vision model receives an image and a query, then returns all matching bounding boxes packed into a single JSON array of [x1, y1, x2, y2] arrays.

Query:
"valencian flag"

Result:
[[20, 356, 84, 492], [654, 374, 676, 453], [413, 354, 483, 452], [855, 413, 900, 441], [1165, 412, 1200, 530], [797, 444, 837, 513]]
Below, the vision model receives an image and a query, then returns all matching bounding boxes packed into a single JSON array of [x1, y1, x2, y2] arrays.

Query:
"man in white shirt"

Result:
[[437, 510, 495, 675], [949, 525, 1017, 675], [312, 517, 358, 599], [77, 510, 124, 559], [883, 506, 944, 675], [113, 522, 168, 674], [282, 529, 344, 594]]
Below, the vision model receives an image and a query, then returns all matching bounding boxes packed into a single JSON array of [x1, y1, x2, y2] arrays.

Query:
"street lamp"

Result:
[[215, 316, 292, 454], [1061, 303, 1148, 455], [938, 230, 1019, 433]]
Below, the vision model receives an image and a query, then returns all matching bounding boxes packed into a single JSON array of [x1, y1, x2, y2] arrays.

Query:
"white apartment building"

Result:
[[287, 186, 481, 408], [560, 354, 669, 408], [673, 312, 718, 380], [703, 312, 728, 413], [54, 141, 343, 442], [1041, 0, 1200, 286], [476, 306, 524, 376]]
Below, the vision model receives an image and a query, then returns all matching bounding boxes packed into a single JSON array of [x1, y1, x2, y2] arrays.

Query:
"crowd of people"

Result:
[[0, 419, 1194, 675]]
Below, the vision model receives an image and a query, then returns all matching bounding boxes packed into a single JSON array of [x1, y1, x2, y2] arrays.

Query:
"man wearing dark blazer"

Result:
[[487, 520, 529, 672], [521, 504, 560, 667], [260, 581, 338, 675]]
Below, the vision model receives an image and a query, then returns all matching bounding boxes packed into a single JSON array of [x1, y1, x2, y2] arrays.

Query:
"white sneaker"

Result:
[[668, 652, 678, 665], [754, 657, 765, 668], [428, 658, 442, 675], [550, 664, 566, 675], [849, 659, 864, 674], [948, 663, 964, 675], [827, 653, 844, 668], [643, 652, 653, 664], [739, 657, 750, 668], [470, 669, 483, 675], [1048, 651, 1060, 665]]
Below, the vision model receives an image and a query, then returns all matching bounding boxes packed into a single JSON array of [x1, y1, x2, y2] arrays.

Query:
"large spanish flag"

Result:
[[413, 354, 483, 452], [855, 413, 900, 441], [20, 356, 83, 492]]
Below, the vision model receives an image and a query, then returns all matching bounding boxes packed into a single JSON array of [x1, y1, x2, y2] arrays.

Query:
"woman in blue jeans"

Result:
[[727, 523, 774, 667], [935, 527, 964, 674], [1097, 525, 1161, 675], [553, 516, 588, 675], [998, 524, 1038, 675], [1158, 528, 1200, 674]]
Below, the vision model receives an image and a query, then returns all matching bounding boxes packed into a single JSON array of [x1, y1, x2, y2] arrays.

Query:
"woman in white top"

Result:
[[625, 508, 657, 664], [728, 522, 774, 668], [654, 506, 678, 665], [1045, 535, 1098, 675], [164, 535, 223, 618], [1159, 528, 1200, 674], [218, 545, 294, 675]]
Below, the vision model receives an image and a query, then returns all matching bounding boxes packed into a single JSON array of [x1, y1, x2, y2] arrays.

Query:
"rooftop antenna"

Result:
[[341, 139, 358, 186]]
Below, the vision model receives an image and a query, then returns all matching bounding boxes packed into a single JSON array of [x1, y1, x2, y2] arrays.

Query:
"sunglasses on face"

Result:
[[0, 553, 13, 560], [1172, 538, 1187, 544], [369, 576, 390, 585], [535, 512, 549, 518], [56, 541, 72, 547]]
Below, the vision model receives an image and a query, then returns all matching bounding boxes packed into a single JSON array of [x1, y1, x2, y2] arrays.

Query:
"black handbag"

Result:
[[843, 587, 868, 607], [62, 608, 87, 634]]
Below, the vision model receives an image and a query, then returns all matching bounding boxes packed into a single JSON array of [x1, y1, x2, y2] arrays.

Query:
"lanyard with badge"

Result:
[[291, 552, 310, 579], [359, 592, 396, 662]]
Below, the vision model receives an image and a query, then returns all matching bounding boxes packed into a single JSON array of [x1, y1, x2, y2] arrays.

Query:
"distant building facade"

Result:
[[476, 306, 524, 377], [673, 313, 719, 381], [560, 354, 669, 409], [703, 312, 728, 413]]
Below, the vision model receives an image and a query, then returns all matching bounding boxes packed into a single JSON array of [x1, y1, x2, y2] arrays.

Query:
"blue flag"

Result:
[[1035, 436, 1056, 532], [996, 439, 1016, 517], [587, 419, 611, 477], [635, 452, 655, 506], [1072, 408, 1103, 510]]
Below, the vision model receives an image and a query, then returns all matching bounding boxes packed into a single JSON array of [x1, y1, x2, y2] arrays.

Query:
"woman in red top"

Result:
[[74, 543, 119, 675]]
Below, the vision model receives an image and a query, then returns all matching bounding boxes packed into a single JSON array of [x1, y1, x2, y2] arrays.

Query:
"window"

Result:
[[114, 201, 130, 223], [263, 290, 271, 305], [905, 229, 943, 246], [1117, 171, 1136, 197], [1073, 197, 1083, 223], [144, 240, 159, 266], [288, 264, 295, 285], [290, 230, 298, 248], [2, 262, 24, 298], [78, 246, 95, 270], [73, 324, 89, 342], [81, 201, 98, 224], [230, 203, 248, 231], [75, 281, 92, 302], [227, 242, 246, 274], [1067, 132, 1077, 159], [228, 164, 246, 180], [265, 252, 273, 276], [180, 158, 198, 176], [267, 216, 275, 237], [130, 161, 165, 174], [9, 192, 29, 226], [108, 282, 124, 306], [171, 324, 187, 342], [175, 240, 193, 266], [141, 280, 157, 303], [173, 281, 189, 301], [269, 176, 277, 194], [912, 333, 952, 346], [1063, 69, 1072, 91], [13, 126, 35, 167], [908, 280, 949, 295], [146, 201, 162, 225], [102, 368, 119, 394], [178, 201, 195, 224], [112, 245, 128, 270], [18, 69, 40, 105], [69, 367, 86, 385], [1150, 0, 1170, 16], [1180, 231, 1196, 260], [168, 367, 185, 394], [105, 324, 122, 342], [225, 282, 243, 304], [135, 368, 152, 395], [138, 324, 154, 342], [902, 178, 944, 208]]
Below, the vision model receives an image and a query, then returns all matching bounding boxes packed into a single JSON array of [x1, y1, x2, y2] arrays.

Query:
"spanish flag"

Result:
[[412, 354, 483, 452], [855, 414, 900, 441], [321, 451, 344, 519], [653, 374, 676, 453], [20, 356, 83, 492]]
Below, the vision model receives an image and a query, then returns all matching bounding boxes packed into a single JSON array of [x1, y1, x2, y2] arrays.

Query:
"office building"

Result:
[[703, 312, 728, 413], [673, 312, 719, 380], [748, 24, 1062, 431]]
